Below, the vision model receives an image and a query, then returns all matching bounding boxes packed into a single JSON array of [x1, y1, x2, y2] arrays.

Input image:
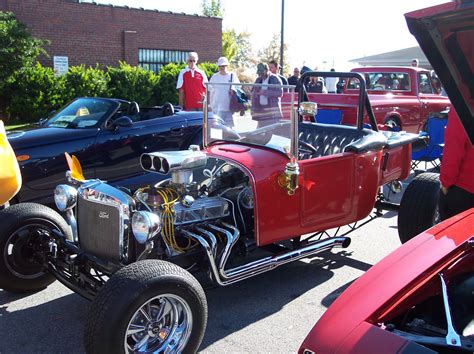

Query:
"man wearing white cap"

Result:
[[209, 56, 240, 126]]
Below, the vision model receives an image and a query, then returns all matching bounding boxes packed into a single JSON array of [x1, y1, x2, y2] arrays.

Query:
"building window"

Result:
[[138, 49, 190, 73]]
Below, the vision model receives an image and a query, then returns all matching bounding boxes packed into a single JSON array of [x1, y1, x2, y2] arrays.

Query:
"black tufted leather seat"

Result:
[[298, 122, 386, 159]]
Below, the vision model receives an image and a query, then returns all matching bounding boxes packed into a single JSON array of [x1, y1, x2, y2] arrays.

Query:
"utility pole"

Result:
[[280, 0, 284, 75]]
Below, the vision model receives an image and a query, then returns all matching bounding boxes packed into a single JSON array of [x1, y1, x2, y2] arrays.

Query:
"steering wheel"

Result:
[[298, 140, 318, 157], [162, 102, 175, 116]]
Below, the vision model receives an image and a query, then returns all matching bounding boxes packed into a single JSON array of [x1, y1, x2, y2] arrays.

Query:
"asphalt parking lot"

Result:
[[0, 194, 404, 353]]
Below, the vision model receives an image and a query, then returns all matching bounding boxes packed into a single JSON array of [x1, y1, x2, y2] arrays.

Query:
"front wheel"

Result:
[[0, 203, 72, 292], [398, 172, 441, 243], [84, 259, 207, 354]]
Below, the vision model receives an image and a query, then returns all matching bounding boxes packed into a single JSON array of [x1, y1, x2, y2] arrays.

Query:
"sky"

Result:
[[89, 0, 448, 70]]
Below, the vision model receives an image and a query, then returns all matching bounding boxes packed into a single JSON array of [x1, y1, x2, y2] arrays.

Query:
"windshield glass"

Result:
[[205, 82, 296, 157], [348, 72, 411, 92], [46, 98, 118, 129]]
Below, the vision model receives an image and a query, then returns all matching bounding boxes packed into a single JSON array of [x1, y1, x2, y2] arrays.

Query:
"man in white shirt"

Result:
[[325, 68, 339, 94], [209, 56, 240, 126]]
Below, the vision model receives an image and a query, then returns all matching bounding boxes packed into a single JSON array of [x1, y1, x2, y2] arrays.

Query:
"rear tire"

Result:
[[0, 203, 72, 292], [398, 172, 440, 243], [84, 259, 207, 354]]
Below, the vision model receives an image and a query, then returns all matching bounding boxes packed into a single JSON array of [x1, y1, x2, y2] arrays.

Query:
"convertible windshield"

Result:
[[205, 82, 296, 156], [46, 98, 118, 129]]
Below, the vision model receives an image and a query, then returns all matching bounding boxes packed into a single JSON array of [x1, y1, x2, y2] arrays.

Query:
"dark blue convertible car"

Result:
[[7, 97, 205, 204]]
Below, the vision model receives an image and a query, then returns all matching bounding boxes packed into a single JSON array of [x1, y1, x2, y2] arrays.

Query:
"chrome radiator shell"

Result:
[[76, 181, 133, 262]]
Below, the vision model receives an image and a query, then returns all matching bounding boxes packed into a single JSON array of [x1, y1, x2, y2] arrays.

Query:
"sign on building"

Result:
[[54, 56, 69, 76]]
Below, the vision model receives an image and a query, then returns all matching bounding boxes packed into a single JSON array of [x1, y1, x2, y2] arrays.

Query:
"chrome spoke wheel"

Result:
[[125, 293, 193, 353]]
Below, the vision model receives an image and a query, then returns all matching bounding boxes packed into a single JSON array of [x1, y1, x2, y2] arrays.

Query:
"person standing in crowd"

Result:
[[411, 58, 419, 67], [208, 56, 240, 126], [306, 76, 327, 93], [176, 52, 208, 110], [325, 68, 339, 94], [287, 67, 300, 86], [439, 108, 474, 220], [251, 63, 283, 128], [269, 60, 288, 86]]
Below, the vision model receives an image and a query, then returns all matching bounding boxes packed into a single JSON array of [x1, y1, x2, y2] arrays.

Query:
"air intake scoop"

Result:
[[140, 150, 208, 175]]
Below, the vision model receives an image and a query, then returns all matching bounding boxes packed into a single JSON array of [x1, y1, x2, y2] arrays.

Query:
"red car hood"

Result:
[[300, 209, 474, 353], [405, 1, 474, 144]]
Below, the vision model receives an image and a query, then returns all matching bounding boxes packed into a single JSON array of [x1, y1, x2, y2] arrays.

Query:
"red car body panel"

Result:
[[206, 143, 386, 246], [299, 209, 474, 354], [335, 322, 431, 354], [379, 143, 412, 184]]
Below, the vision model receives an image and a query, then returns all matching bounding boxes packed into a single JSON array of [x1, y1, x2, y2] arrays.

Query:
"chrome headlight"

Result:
[[54, 184, 78, 211], [132, 211, 162, 244]]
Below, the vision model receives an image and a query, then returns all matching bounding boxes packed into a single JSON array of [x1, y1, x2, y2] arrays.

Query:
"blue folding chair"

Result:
[[315, 109, 343, 125], [411, 113, 448, 172]]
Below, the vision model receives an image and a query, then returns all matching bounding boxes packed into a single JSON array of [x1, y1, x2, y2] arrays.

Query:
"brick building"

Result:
[[0, 0, 222, 71]]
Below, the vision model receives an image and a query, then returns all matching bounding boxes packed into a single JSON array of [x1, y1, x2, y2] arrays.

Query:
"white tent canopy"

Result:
[[350, 46, 431, 69]]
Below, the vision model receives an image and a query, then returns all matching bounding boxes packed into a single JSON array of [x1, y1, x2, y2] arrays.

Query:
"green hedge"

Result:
[[7, 63, 66, 122], [155, 62, 185, 105], [63, 65, 109, 102], [198, 62, 219, 80], [4, 61, 218, 123], [107, 62, 159, 106]]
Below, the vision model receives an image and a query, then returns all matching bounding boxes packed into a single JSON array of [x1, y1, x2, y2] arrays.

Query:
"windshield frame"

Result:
[[203, 82, 298, 160], [45, 97, 120, 129]]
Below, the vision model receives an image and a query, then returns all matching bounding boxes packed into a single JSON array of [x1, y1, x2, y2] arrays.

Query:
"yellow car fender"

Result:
[[0, 120, 22, 205]]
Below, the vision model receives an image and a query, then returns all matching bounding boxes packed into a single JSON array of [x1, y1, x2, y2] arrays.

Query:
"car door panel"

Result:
[[300, 151, 381, 229]]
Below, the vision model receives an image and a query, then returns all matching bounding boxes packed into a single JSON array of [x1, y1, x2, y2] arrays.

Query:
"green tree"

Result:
[[222, 30, 238, 63], [257, 33, 289, 74], [201, 0, 223, 17], [0, 11, 47, 113], [232, 31, 256, 69]]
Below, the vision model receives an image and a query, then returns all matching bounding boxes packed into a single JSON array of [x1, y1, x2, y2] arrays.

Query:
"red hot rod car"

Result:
[[0, 72, 419, 352], [300, 1, 474, 353]]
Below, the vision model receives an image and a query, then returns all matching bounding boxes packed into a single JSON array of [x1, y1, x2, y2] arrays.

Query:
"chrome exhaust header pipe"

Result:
[[182, 223, 350, 286]]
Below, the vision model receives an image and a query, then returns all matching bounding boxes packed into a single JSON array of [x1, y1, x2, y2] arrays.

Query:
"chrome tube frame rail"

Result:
[[182, 222, 350, 286], [290, 90, 298, 160], [203, 94, 209, 147], [298, 71, 368, 130]]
